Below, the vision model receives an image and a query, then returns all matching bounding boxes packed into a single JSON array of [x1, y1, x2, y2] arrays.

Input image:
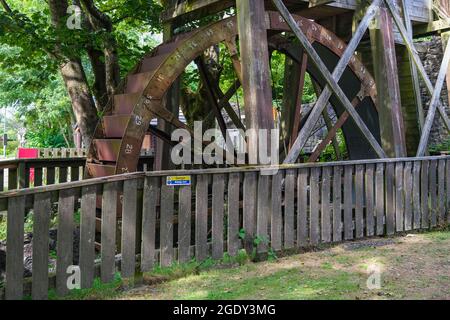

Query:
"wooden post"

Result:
[[236, 0, 274, 164], [155, 2, 180, 171], [370, 6, 407, 158]]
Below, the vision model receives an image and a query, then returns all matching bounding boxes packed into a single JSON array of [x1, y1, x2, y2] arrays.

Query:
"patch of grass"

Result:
[[48, 273, 123, 300], [423, 229, 450, 242], [134, 265, 361, 300]]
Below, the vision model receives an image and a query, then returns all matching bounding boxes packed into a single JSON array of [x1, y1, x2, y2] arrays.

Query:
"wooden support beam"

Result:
[[196, 58, 237, 154], [155, 19, 180, 171], [289, 52, 309, 150], [279, 0, 386, 163], [237, 0, 274, 164], [400, 0, 425, 131], [225, 37, 243, 84], [370, 6, 407, 157], [385, 0, 450, 133]]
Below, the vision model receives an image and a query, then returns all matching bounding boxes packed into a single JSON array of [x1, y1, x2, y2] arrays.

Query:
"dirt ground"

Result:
[[115, 230, 450, 300]]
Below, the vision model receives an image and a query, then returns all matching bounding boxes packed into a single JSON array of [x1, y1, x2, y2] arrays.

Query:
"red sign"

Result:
[[17, 148, 39, 183]]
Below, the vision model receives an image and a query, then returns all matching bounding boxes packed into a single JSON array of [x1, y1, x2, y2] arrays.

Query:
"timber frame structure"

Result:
[[85, 0, 450, 179]]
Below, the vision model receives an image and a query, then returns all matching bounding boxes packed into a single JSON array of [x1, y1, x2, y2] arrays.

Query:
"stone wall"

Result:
[[416, 36, 450, 146]]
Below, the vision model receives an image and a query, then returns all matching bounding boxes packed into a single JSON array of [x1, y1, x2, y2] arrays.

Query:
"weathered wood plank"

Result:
[[354, 165, 364, 238], [195, 175, 209, 261], [141, 177, 159, 272], [438, 160, 446, 225], [121, 179, 138, 278], [344, 165, 354, 240], [413, 161, 422, 229], [332, 166, 342, 242], [160, 182, 175, 266], [365, 164, 375, 236], [79, 185, 97, 289], [385, 163, 395, 235], [297, 168, 308, 246], [56, 189, 75, 296], [395, 162, 404, 232], [321, 166, 331, 242], [257, 174, 270, 253], [403, 162, 413, 231], [32, 193, 51, 300], [421, 160, 430, 228], [244, 172, 258, 254], [375, 163, 385, 235], [228, 173, 240, 257], [429, 160, 438, 227], [270, 172, 282, 251], [101, 182, 119, 283], [5, 196, 25, 300], [447, 159, 450, 223], [284, 169, 296, 248], [310, 167, 320, 245], [179, 183, 193, 263], [212, 174, 225, 259]]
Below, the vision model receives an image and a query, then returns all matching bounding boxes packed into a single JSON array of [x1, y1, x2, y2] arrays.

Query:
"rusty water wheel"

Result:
[[85, 11, 381, 180]]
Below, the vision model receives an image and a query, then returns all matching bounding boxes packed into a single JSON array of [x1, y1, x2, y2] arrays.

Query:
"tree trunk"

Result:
[[48, 0, 98, 147]]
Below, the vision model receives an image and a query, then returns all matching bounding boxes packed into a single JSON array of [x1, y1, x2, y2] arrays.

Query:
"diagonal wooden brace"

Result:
[[276, 0, 386, 163], [416, 33, 450, 156], [384, 0, 450, 133]]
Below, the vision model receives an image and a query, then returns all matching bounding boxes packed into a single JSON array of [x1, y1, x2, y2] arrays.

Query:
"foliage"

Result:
[[429, 137, 450, 154], [319, 129, 349, 162], [0, 0, 163, 150]]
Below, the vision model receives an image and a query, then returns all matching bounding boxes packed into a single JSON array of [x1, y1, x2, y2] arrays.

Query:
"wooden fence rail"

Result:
[[0, 156, 449, 300], [0, 155, 155, 191]]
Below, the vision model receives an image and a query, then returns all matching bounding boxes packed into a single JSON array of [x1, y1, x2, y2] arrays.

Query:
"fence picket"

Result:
[[395, 162, 404, 232], [179, 183, 193, 263], [332, 166, 342, 242], [429, 160, 438, 227], [32, 193, 51, 300], [5, 196, 25, 300], [196, 175, 208, 261], [141, 177, 159, 271], [56, 189, 75, 296], [79, 185, 97, 289], [355, 165, 364, 238], [344, 165, 353, 240], [413, 161, 422, 229], [212, 174, 225, 259], [310, 167, 320, 245], [297, 168, 309, 246], [101, 182, 119, 283], [257, 174, 270, 253], [270, 172, 282, 251], [385, 163, 395, 235], [438, 160, 446, 224], [284, 169, 296, 249], [321, 167, 332, 242], [404, 162, 413, 231], [121, 179, 139, 278], [375, 163, 385, 235], [160, 182, 175, 266], [227, 173, 240, 257], [365, 164, 375, 236], [421, 160, 429, 228]]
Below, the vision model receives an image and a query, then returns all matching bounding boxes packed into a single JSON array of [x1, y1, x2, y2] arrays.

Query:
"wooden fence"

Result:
[[0, 155, 155, 191], [0, 156, 449, 300]]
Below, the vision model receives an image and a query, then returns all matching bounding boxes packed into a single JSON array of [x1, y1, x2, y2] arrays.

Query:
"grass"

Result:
[[46, 273, 123, 300], [116, 228, 450, 300]]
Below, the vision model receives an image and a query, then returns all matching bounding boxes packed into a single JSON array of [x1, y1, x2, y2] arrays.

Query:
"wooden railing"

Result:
[[0, 156, 449, 299], [0, 154, 155, 191]]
